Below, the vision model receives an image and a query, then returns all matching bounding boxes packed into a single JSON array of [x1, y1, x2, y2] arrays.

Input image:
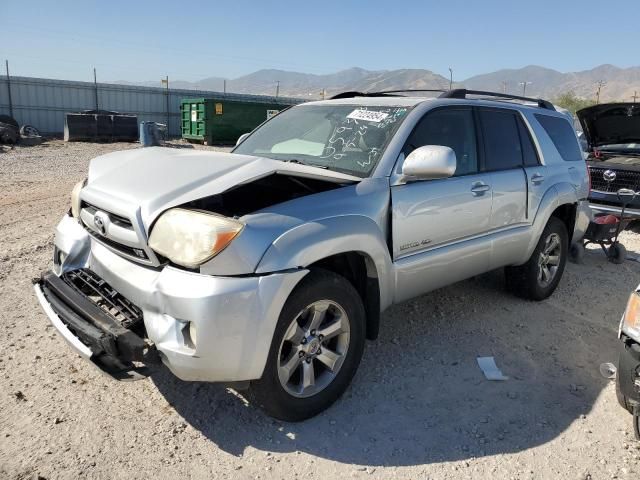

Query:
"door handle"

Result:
[[470, 182, 490, 196], [531, 173, 545, 184]]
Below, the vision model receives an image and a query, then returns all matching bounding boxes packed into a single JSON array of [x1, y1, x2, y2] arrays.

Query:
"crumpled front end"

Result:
[[35, 214, 307, 382]]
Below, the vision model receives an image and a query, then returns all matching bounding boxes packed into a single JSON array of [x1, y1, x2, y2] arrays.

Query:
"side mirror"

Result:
[[236, 132, 250, 146], [401, 145, 457, 180]]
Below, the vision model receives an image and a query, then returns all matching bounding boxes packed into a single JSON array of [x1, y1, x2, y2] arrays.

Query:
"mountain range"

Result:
[[113, 64, 640, 102]]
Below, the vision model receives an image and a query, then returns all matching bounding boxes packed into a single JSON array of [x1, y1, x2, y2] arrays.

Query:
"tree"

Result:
[[553, 91, 595, 115]]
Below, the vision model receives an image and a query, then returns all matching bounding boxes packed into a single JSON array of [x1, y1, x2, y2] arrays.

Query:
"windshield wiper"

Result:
[[283, 159, 328, 169]]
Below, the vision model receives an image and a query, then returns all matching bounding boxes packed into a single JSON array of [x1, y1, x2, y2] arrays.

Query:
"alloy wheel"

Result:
[[277, 300, 350, 398], [537, 232, 561, 288]]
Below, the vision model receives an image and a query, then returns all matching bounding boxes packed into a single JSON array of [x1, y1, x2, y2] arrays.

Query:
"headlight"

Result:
[[621, 291, 640, 341], [148, 208, 243, 268], [70, 179, 86, 218]]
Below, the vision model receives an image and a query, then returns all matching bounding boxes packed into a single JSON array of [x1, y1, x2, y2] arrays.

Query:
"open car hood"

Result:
[[577, 103, 640, 148]]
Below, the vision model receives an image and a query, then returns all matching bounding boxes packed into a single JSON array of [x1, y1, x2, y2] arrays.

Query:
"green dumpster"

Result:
[[181, 97, 299, 145]]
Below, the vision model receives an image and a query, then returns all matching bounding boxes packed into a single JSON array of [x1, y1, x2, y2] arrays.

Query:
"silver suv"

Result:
[[35, 89, 590, 420]]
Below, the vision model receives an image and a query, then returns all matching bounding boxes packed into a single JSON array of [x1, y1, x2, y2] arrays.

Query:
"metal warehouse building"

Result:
[[0, 75, 302, 137]]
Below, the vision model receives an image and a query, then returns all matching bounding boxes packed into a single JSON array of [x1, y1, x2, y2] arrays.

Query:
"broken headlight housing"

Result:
[[148, 208, 243, 269], [621, 291, 640, 342]]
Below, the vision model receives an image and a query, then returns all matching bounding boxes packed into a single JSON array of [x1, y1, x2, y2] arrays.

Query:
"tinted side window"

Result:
[[479, 109, 522, 171], [535, 114, 582, 162], [404, 108, 478, 176], [516, 116, 540, 167]]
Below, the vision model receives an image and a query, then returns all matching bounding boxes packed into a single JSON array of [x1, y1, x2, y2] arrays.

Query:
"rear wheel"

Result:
[[249, 269, 365, 421], [505, 217, 568, 301]]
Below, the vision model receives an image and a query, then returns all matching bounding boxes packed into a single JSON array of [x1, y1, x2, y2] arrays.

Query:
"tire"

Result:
[[609, 243, 627, 264], [0, 125, 18, 145], [569, 242, 585, 264], [0, 115, 19, 130], [249, 269, 366, 421], [19, 124, 41, 137], [505, 217, 568, 301]]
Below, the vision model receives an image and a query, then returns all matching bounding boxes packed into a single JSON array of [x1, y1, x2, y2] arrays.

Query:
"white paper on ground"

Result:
[[477, 356, 509, 381]]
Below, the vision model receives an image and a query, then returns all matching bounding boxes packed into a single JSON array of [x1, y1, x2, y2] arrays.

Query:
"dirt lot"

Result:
[[1, 140, 640, 479]]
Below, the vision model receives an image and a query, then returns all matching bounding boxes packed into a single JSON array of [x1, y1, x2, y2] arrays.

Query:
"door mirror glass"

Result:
[[402, 145, 457, 180], [236, 132, 250, 146]]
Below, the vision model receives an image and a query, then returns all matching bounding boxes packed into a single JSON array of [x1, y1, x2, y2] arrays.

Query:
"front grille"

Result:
[[83, 225, 149, 260], [61, 269, 144, 330], [82, 202, 133, 229], [80, 201, 150, 262], [589, 166, 640, 193]]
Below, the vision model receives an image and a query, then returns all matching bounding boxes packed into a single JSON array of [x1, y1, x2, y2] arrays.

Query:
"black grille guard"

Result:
[[35, 270, 160, 380]]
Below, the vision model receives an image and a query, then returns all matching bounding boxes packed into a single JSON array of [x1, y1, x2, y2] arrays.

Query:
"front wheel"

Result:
[[249, 269, 366, 421], [505, 217, 568, 301]]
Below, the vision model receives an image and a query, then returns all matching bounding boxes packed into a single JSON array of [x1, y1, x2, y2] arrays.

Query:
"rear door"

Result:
[[477, 107, 528, 229]]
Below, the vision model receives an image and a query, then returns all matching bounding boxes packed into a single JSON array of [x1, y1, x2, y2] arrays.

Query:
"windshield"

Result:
[[233, 104, 412, 177]]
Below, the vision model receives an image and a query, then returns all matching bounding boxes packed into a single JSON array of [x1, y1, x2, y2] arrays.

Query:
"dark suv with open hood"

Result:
[[578, 103, 640, 217]]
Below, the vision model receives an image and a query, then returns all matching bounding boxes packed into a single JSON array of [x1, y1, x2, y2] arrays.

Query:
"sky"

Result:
[[1, 0, 637, 84]]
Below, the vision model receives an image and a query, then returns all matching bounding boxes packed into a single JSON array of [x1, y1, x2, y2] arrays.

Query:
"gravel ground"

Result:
[[1, 140, 640, 479]]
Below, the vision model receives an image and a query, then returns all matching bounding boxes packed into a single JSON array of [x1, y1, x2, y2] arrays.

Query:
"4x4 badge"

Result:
[[603, 170, 617, 183]]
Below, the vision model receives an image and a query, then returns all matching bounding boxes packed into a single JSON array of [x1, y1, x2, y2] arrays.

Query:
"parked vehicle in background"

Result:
[[616, 286, 640, 439], [34, 89, 590, 420], [578, 103, 640, 218]]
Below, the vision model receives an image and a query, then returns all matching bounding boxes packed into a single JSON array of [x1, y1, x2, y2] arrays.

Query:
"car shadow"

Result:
[[152, 246, 639, 466]]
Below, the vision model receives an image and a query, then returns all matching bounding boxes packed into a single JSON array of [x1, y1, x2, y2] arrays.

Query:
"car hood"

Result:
[[577, 103, 640, 148], [81, 147, 360, 228]]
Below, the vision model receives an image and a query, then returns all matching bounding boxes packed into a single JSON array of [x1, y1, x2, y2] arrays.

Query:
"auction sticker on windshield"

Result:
[[347, 109, 389, 123]]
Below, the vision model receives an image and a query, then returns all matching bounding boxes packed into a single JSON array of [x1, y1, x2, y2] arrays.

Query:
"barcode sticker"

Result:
[[347, 109, 389, 123]]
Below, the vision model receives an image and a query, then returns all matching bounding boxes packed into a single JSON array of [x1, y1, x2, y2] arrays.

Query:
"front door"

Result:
[[391, 107, 493, 302]]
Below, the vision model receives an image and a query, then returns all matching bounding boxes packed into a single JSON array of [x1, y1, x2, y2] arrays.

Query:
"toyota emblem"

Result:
[[93, 211, 108, 236], [603, 170, 617, 183]]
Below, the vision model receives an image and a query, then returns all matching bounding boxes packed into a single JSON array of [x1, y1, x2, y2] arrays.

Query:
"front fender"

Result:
[[256, 215, 394, 311]]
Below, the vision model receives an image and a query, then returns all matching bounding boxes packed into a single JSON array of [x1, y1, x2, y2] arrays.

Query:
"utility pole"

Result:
[[161, 76, 169, 132], [223, 79, 226, 94], [275, 80, 280, 99], [519, 81, 532, 96], [321, 88, 326, 100], [5, 60, 13, 117], [93, 68, 99, 111], [448, 67, 453, 90], [501, 81, 507, 94], [595, 80, 606, 104], [631, 91, 638, 103]]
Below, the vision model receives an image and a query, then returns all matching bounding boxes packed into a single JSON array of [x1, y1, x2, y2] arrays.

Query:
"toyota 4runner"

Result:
[[35, 89, 590, 421]]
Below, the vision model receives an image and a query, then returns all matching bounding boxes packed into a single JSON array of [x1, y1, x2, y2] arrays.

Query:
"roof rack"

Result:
[[439, 89, 555, 110], [329, 88, 556, 111], [330, 91, 400, 99], [330, 89, 445, 99]]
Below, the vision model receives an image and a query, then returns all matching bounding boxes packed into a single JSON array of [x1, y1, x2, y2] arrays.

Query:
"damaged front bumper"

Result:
[[618, 336, 640, 407], [35, 214, 308, 382]]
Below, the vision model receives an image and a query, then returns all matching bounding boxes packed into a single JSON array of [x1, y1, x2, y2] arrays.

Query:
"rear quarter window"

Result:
[[534, 114, 582, 162]]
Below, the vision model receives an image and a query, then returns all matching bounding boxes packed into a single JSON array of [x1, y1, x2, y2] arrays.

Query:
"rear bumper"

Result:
[[38, 214, 308, 382], [573, 200, 592, 243]]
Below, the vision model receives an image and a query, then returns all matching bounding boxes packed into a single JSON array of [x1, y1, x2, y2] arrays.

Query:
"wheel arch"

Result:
[[255, 215, 394, 339]]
